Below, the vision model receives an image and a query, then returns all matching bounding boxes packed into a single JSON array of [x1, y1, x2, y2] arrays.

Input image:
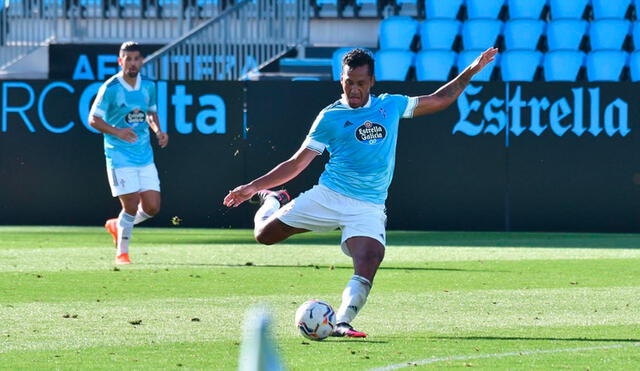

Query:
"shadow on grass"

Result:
[[432, 335, 640, 343], [139, 231, 640, 249], [139, 263, 493, 273], [324, 339, 389, 344]]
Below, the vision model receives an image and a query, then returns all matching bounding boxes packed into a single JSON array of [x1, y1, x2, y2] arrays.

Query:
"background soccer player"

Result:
[[89, 41, 169, 265], [224, 47, 497, 337]]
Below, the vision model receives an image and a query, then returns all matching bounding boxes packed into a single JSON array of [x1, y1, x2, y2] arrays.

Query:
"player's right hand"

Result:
[[117, 127, 138, 143], [224, 184, 258, 208]]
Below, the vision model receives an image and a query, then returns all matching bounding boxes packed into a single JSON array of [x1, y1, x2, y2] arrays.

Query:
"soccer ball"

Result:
[[295, 300, 336, 341]]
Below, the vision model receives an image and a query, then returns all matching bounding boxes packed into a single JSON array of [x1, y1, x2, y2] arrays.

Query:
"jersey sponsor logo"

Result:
[[125, 109, 146, 127], [355, 121, 386, 145]]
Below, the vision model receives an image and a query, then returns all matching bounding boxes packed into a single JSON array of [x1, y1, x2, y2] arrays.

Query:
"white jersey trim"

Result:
[[116, 71, 141, 92], [340, 94, 373, 109], [91, 107, 106, 118], [303, 136, 326, 154], [402, 96, 419, 118]]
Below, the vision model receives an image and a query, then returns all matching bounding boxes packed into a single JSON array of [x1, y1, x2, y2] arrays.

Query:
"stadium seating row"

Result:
[[332, 48, 639, 82], [380, 16, 640, 52], [313, 0, 637, 19]]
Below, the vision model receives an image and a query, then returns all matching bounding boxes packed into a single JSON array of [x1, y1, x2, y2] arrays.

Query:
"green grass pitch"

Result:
[[1, 226, 639, 369]]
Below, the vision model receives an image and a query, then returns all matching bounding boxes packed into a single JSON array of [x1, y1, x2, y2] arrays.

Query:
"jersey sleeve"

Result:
[[90, 83, 112, 119], [147, 82, 158, 113], [382, 93, 418, 119], [303, 110, 331, 154]]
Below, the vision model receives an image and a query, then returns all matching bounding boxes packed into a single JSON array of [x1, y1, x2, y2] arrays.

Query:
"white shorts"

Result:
[[276, 185, 387, 256], [106, 163, 161, 197]]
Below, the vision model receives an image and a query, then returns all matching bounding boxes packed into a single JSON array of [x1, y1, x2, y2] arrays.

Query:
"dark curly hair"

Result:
[[342, 48, 375, 76]]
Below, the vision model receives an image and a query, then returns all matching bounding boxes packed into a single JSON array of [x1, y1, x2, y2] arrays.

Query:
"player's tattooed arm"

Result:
[[412, 47, 498, 117]]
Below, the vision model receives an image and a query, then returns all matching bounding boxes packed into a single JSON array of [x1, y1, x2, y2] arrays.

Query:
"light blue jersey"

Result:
[[305, 94, 418, 204], [90, 72, 157, 169]]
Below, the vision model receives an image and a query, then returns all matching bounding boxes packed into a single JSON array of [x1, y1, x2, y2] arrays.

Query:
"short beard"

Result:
[[126, 70, 138, 78]]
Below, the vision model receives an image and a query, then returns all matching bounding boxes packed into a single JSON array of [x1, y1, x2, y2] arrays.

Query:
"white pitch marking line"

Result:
[[367, 342, 640, 371]]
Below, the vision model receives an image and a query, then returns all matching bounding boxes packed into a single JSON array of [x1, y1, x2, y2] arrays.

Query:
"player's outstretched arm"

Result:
[[223, 145, 319, 208], [412, 47, 498, 117], [147, 112, 169, 148]]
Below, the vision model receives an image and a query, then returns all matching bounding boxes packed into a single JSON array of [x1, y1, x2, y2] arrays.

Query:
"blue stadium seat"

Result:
[[544, 50, 585, 81], [332, 47, 359, 81], [415, 50, 457, 81], [374, 50, 415, 81], [466, 0, 504, 19], [549, 0, 588, 19], [546, 19, 588, 50], [379, 16, 419, 50], [424, 0, 463, 18], [458, 50, 499, 81], [501, 50, 542, 81], [629, 50, 640, 81], [419, 19, 460, 50], [462, 20, 503, 50], [589, 19, 630, 51], [592, 0, 631, 19], [633, 22, 640, 50], [586, 50, 628, 81], [508, 0, 547, 19], [504, 20, 545, 50]]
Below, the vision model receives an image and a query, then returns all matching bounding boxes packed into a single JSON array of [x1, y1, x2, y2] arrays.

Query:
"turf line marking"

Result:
[[367, 342, 640, 370]]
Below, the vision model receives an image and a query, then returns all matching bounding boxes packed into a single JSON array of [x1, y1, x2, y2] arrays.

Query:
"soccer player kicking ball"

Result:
[[89, 41, 169, 265], [224, 47, 497, 337]]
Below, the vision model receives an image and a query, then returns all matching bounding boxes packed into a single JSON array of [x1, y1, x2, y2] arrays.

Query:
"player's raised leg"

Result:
[[251, 190, 309, 245], [332, 236, 385, 338]]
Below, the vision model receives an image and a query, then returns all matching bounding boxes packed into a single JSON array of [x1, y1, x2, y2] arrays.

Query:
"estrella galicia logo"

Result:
[[355, 121, 386, 145], [125, 109, 146, 127]]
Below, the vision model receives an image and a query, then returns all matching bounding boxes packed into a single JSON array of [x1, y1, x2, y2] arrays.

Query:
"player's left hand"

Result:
[[468, 47, 499, 75], [224, 184, 258, 208], [156, 131, 169, 148]]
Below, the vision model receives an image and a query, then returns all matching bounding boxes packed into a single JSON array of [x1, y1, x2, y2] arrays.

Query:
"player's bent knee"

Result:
[[353, 247, 385, 267], [143, 205, 160, 216], [254, 231, 277, 245]]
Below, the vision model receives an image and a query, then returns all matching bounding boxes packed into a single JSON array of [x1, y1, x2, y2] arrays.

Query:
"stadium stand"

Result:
[[629, 50, 640, 81], [591, 0, 631, 19], [374, 49, 414, 80], [418, 19, 460, 50], [501, 50, 542, 81], [462, 19, 503, 50], [379, 16, 418, 50], [466, 0, 504, 20], [633, 22, 640, 50], [546, 19, 588, 50], [548, 0, 589, 19], [503, 19, 545, 50], [507, 0, 547, 20], [415, 49, 456, 81], [589, 19, 630, 51], [586, 50, 628, 81], [543, 50, 585, 81], [424, 0, 462, 19]]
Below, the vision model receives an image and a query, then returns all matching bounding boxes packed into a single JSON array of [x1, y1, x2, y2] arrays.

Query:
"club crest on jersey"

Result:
[[125, 109, 146, 127], [355, 121, 386, 145]]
